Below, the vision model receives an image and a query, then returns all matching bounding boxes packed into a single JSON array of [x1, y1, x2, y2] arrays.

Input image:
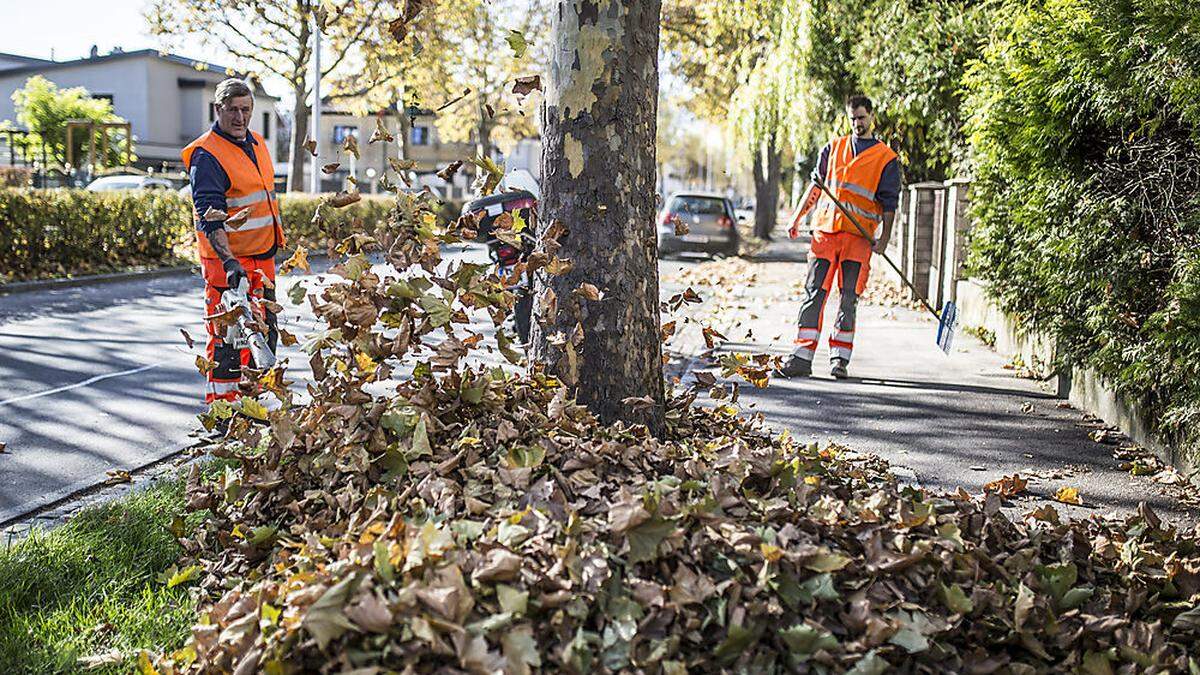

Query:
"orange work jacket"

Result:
[[181, 130, 285, 259], [812, 135, 898, 239]]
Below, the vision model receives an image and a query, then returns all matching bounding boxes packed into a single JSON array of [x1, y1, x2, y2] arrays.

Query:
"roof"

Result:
[[0, 52, 54, 68], [0, 49, 278, 100]]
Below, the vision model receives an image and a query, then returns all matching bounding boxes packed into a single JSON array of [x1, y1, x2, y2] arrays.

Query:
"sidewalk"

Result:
[[665, 237, 1200, 526]]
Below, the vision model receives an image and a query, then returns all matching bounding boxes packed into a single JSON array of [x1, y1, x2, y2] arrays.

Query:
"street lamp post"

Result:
[[309, 18, 322, 194]]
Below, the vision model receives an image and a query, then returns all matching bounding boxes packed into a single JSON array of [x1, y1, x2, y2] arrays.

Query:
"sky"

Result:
[[0, 0, 236, 77]]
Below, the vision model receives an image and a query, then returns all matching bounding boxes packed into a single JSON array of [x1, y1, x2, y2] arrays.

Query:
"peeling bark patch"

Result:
[[562, 24, 615, 119], [565, 134, 585, 178]]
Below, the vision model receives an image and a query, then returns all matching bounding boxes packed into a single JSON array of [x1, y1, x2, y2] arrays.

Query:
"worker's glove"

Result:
[[222, 258, 247, 290]]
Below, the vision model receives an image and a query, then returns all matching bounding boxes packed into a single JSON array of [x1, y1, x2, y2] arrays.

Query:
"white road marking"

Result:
[[0, 363, 164, 407]]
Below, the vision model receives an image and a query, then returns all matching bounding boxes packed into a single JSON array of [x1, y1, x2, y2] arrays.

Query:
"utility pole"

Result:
[[309, 19, 322, 193]]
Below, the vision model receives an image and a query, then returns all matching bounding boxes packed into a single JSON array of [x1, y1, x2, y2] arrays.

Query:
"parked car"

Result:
[[85, 175, 174, 191], [656, 192, 740, 258]]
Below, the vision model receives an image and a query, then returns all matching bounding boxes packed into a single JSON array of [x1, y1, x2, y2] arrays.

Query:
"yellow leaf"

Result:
[[355, 351, 378, 373], [137, 650, 160, 675], [281, 246, 310, 274], [239, 396, 269, 421], [1054, 486, 1082, 505], [261, 602, 281, 626], [760, 543, 783, 562]]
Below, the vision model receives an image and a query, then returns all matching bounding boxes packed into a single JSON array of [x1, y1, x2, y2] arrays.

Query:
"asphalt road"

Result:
[[0, 246, 692, 524]]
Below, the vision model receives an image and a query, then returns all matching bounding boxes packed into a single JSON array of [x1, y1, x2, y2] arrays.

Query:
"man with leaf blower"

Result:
[[778, 95, 902, 379], [183, 78, 286, 403]]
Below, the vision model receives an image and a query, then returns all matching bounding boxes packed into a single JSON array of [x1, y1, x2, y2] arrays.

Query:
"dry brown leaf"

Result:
[[437, 160, 464, 182], [327, 190, 362, 208], [512, 75, 542, 96]]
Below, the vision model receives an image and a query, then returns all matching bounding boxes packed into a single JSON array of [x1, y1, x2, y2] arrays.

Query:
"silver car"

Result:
[[85, 175, 174, 191], [656, 192, 740, 258]]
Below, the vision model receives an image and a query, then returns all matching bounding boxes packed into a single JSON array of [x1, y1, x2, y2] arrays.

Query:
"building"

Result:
[[306, 104, 485, 199], [0, 48, 279, 172]]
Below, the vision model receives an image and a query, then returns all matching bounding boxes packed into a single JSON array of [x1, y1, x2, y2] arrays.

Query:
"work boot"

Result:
[[830, 358, 850, 380], [775, 354, 812, 378]]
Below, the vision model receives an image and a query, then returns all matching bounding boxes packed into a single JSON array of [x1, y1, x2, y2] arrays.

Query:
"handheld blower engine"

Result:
[[209, 278, 276, 371]]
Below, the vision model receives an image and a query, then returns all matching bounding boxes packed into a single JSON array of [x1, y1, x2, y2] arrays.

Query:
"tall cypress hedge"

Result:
[[964, 0, 1200, 458]]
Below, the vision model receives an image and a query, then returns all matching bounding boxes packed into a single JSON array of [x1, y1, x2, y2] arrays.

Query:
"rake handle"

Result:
[[811, 174, 941, 319]]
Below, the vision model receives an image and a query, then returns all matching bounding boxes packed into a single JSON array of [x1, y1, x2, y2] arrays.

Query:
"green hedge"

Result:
[[0, 188, 192, 282], [0, 190, 407, 283], [964, 0, 1200, 460]]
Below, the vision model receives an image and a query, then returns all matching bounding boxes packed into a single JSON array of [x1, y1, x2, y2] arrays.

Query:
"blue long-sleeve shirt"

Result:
[[814, 137, 902, 212], [187, 122, 276, 259]]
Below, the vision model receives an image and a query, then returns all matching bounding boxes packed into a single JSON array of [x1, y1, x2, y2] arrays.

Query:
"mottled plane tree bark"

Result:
[[531, 0, 665, 432]]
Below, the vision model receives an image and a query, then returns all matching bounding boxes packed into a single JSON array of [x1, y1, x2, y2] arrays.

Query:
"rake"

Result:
[[811, 174, 958, 354]]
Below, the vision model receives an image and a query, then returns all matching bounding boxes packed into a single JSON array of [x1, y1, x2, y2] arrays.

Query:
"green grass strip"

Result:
[[0, 478, 196, 674]]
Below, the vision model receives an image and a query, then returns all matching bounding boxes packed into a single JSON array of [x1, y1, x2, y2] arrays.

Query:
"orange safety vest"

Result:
[[181, 130, 285, 259], [812, 135, 897, 239]]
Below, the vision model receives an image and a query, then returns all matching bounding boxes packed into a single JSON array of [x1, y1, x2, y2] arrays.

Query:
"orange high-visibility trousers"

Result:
[[200, 255, 277, 403], [794, 230, 872, 364]]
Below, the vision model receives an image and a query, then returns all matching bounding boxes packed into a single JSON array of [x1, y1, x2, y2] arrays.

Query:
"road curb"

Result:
[[0, 244, 484, 297], [0, 265, 198, 295]]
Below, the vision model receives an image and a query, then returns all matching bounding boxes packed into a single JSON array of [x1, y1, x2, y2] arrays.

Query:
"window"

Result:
[[92, 93, 113, 105], [670, 196, 726, 215], [262, 112, 270, 139], [333, 125, 359, 144], [411, 125, 430, 146]]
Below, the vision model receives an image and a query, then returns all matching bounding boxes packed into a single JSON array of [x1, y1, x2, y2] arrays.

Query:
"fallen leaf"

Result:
[[506, 29, 528, 58], [327, 190, 362, 208], [983, 474, 1028, 498], [1054, 486, 1082, 505], [180, 329, 195, 349], [78, 649, 124, 669], [302, 135, 317, 156], [512, 75, 542, 96], [224, 208, 250, 229], [368, 118, 394, 144], [342, 133, 360, 159], [279, 246, 310, 275], [322, 162, 341, 174], [437, 160, 464, 182]]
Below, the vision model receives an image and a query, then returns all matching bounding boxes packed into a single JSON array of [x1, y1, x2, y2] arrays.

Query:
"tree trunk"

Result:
[[288, 88, 310, 192], [399, 109, 411, 162], [753, 131, 782, 240], [531, 0, 665, 432], [477, 114, 493, 161]]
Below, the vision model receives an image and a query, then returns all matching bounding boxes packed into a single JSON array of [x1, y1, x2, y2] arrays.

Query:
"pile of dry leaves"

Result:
[[149, 191, 1200, 674]]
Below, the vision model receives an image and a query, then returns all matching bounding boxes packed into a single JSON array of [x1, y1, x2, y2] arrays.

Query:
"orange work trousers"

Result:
[[200, 255, 277, 403], [794, 230, 873, 364]]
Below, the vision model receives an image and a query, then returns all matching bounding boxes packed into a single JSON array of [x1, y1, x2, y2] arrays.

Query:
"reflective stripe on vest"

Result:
[[181, 130, 285, 259]]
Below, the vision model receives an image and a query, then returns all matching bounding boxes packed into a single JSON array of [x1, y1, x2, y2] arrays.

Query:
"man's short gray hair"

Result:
[[214, 78, 254, 108]]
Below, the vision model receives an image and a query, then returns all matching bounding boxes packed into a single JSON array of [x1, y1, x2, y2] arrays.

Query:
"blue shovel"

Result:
[[811, 174, 958, 354]]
